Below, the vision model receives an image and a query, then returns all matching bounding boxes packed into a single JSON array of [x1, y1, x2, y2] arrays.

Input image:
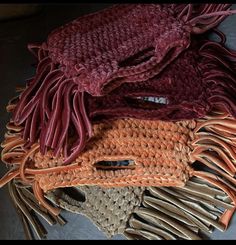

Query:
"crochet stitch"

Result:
[[11, 4, 236, 164]]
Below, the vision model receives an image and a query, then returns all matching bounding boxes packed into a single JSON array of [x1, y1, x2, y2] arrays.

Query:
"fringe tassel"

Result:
[[189, 106, 236, 229], [197, 37, 236, 118], [173, 4, 236, 34], [191, 106, 236, 185], [124, 177, 235, 240], [7, 179, 66, 240], [0, 123, 61, 218], [11, 45, 91, 165]]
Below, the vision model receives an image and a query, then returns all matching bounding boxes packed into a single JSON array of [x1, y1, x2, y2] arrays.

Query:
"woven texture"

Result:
[[44, 4, 234, 95], [45, 4, 190, 95], [47, 186, 144, 237], [2, 105, 236, 197], [33, 118, 195, 191], [30, 106, 236, 196], [1, 4, 236, 240]]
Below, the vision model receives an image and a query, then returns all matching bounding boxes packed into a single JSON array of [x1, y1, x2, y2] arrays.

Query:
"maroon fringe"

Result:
[[198, 39, 236, 117], [12, 45, 91, 164]]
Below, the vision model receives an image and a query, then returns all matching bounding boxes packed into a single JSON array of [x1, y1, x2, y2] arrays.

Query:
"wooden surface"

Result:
[[0, 4, 236, 240]]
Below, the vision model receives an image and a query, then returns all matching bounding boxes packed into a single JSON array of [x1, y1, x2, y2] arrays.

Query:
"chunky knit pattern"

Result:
[[33, 119, 195, 191], [45, 4, 191, 95], [44, 4, 235, 95], [1, 4, 236, 240], [2, 106, 236, 197], [6, 177, 235, 240]]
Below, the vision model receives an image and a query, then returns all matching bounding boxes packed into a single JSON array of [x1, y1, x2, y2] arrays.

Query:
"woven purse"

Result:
[[11, 4, 236, 164], [6, 177, 235, 240], [46, 179, 235, 240], [1, 99, 236, 225]]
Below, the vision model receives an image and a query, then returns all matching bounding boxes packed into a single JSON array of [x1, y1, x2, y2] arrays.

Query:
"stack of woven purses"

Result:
[[1, 4, 236, 240]]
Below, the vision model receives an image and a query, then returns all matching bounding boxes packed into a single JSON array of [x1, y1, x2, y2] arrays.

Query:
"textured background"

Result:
[[0, 4, 236, 240]]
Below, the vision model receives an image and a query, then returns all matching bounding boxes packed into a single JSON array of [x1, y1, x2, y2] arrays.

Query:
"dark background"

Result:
[[0, 4, 236, 239]]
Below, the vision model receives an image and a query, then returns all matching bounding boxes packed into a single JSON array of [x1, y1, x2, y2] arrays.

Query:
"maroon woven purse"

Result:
[[11, 4, 236, 164]]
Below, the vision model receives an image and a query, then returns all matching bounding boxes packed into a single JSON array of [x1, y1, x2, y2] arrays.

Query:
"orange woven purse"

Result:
[[1, 100, 236, 229]]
